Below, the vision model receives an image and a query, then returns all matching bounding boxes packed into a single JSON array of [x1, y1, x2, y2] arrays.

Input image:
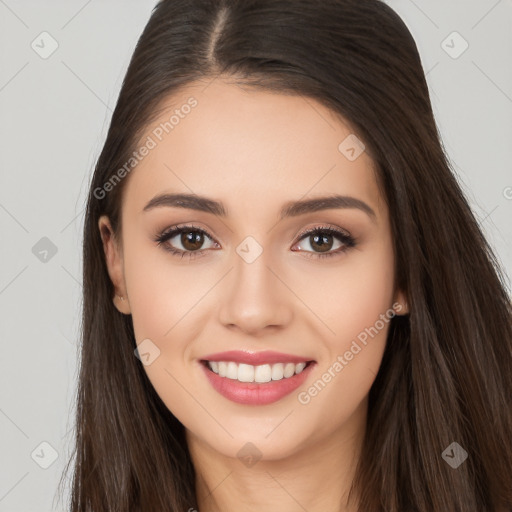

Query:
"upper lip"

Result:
[[200, 350, 315, 366]]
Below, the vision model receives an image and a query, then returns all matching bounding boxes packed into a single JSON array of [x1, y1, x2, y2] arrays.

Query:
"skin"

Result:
[[99, 77, 408, 512]]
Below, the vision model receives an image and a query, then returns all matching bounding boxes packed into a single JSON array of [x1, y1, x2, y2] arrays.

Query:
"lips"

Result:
[[199, 358, 317, 405], [200, 350, 315, 366], [198, 350, 317, 405]]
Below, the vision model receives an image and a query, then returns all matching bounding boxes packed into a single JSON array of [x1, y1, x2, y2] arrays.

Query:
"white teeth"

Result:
[[295, 362, 306, 374], [226, 362, 238, 379], [254, 364, 272, 383], [207, 360, 310, 383], [271, 363, 284, 380], [238, 363, 255, 382], [283, 362, 295, 378]]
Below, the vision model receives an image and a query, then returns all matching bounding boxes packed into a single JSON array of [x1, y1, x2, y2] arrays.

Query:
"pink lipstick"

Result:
[[198, 350, 316, 405]]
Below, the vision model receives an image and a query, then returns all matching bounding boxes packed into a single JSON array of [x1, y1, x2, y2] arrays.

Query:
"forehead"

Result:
[[122, 78, 383, 217]]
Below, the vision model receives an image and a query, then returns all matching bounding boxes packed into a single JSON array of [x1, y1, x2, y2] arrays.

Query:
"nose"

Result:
[[218, 249, 293, 336]]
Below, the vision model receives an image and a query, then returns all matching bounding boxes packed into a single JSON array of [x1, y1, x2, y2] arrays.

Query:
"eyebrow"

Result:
[[142, 193, 377, 222]]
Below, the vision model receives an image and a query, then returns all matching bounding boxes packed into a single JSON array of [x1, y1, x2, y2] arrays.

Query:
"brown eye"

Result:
[[180, 230, 205, 251], [155, 224, 218, 259], [155, 223, 356, 261], [308, 232, 334, 253], [292, 226, 356, 259]]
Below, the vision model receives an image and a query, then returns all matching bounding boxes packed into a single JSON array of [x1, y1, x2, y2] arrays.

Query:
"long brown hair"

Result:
[[58, 0, 512, 510]]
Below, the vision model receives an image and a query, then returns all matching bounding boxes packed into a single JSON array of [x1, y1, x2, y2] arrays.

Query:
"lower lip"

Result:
[[199, 361, 316, 405]]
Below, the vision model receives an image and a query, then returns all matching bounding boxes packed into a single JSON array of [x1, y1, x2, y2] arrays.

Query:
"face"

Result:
[[99, 78, 408, 462]]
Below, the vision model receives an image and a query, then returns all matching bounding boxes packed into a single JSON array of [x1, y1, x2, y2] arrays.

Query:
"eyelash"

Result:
[[154, 223, 357, 261]]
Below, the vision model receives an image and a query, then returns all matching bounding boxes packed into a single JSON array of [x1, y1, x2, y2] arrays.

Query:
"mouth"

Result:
[[199, 359, 317, 405], [200, 359, 316, 383]]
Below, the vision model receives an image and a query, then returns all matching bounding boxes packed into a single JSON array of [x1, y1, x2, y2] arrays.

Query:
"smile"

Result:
[[199, 359, 316, 405], [203, 360, 312, 383]]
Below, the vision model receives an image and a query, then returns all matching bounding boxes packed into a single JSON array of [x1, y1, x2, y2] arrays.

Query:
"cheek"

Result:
[[122, 244, 205, 421], [123, 235, 208, 343], [122, 238, 213, 414], [294, 236, 396, 347], [298, 239, 395, 410]]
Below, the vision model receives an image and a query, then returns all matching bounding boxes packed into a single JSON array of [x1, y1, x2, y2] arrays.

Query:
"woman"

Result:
[[59, 0, 512, 510]]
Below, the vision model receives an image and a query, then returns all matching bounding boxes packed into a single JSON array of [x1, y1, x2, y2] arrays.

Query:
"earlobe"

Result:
[[392, 289, 409, 316], [98, 215, 131, 315]]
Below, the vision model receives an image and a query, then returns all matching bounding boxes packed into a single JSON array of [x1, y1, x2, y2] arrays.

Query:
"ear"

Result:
[[98, 215, 131, 315], [392, 288, 409, 316]]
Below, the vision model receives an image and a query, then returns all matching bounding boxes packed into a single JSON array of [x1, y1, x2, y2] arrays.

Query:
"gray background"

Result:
[[0, 1, 511, 510]]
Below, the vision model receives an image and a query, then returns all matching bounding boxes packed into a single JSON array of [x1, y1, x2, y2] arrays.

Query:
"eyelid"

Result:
[[294, 222, 352, 240], [291, 223, 356, 258], [154, 222, 356, 259], [156, 222, 213, 240], [155, 222, 218, 248], [156, 222, 353, 243]]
